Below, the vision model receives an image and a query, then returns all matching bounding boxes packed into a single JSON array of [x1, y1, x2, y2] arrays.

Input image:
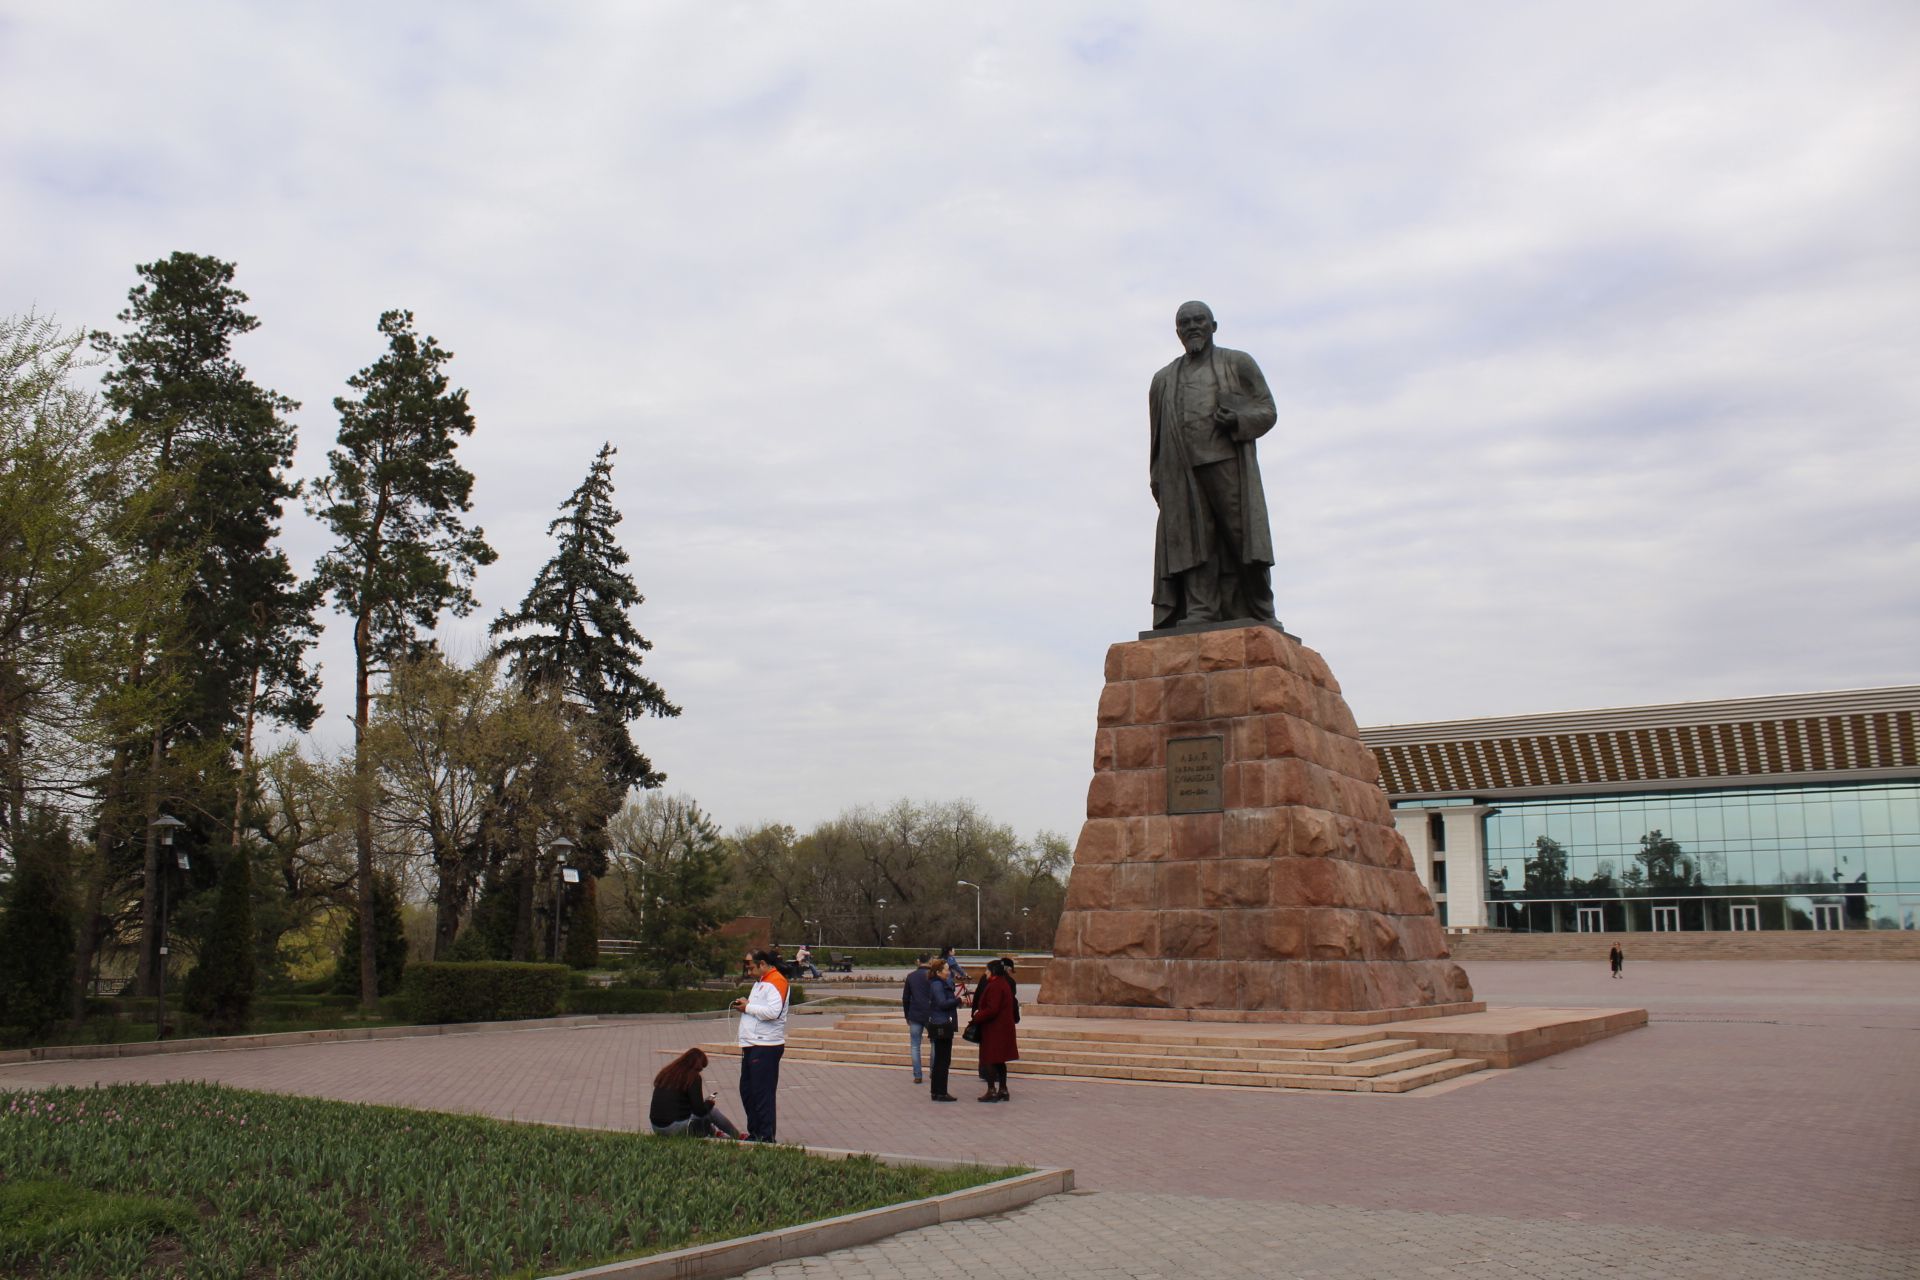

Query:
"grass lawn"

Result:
[[0, 1083, 1021, 1279]]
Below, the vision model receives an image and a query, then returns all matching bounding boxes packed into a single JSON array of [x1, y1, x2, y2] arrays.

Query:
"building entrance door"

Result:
[[1730, 904, 1759, 931], [1652, 906, 1680, 932], [1576, 907, 1604, 932], [1812, 903, 1844, 931]]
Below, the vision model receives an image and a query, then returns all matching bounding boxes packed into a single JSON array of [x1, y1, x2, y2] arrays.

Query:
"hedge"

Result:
[[399, 962, 570, 1024], [564, 984, 805, 1016]]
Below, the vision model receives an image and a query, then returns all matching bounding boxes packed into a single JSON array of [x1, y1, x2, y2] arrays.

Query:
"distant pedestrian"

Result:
[[968, 957, 1020, 1102], [1609, 944, 1624, 979], [901, 952, 933, 1083], [648, 1048, 741, 1139], [925, 958, 961, 1102], [731, 950, 790, 1142]]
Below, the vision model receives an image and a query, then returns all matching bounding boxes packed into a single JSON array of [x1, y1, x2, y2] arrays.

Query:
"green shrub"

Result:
[[0, 807, 78, 1041], [398, 961, 569, 1024]]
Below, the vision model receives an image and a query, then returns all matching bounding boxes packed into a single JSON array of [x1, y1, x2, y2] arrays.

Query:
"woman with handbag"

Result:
[[966, 957, 1020, 1102], [925, 957, 961, 1102]]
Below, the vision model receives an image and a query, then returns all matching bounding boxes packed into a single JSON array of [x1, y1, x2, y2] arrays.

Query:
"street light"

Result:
[[1021, 905, 1031, 948], [957, 880, 982, 951], [548, 836, 576, 960], [803, 918, 823, 947], [150, 814, 188, 1039]]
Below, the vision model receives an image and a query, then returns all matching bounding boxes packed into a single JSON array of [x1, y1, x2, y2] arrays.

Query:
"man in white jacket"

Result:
[[732, 949, 791, 1142]]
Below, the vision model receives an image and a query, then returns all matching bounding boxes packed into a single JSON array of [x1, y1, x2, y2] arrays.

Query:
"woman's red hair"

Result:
[[654, 1046, 709, 1092]]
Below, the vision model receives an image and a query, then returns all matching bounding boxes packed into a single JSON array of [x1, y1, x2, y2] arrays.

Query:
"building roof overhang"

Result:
[[1359, 686, 1920, 801]]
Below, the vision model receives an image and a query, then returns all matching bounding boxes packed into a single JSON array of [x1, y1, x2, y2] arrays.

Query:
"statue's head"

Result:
[[1175, 301, 1216, 356]]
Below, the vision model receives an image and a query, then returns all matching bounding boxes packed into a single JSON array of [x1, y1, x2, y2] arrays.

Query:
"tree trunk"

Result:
[[512, 853, 535, 961], [354, 612, 378, 1010], [69, 744, 131, 1024], [138, 732, 162, 997], [433, 862, 466, 960]]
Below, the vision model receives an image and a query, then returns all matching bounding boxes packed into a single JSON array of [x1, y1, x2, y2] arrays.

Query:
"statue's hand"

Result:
[[1212, 405, 1239, 432]]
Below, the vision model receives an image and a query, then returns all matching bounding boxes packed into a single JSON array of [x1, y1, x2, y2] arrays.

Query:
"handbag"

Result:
[[927, 1021, 955, 1043], [962, 1021, 983, 1044]]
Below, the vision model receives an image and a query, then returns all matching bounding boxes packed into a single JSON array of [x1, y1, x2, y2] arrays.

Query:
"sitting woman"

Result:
[[649, 1047, 742, 1138]]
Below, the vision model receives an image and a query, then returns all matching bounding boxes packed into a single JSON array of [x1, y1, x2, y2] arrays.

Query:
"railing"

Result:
[[597, 939, 644, 957]]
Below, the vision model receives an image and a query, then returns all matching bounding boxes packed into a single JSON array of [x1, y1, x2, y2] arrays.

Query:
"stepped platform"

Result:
[[701, 1006, 1641, 1093]]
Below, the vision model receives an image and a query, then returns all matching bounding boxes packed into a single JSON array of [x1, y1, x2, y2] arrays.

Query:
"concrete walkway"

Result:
[[4, 961, 1916, 1278]]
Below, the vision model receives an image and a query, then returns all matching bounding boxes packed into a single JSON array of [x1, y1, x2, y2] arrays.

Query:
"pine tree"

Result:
[[89, 253, 319, 1002], [491, 443, 678, 798], [182, 841, 255, 1033], [92, 252, 321, 744], [0, 807, 78, 1040], [310, 310, 496, 1008]]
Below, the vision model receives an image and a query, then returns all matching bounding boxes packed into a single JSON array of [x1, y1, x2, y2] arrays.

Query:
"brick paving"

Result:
[[4, 961, 1916, 1278]]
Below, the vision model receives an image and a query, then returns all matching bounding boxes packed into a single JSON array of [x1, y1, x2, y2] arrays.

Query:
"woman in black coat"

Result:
[[925, 958, 961, 1102]]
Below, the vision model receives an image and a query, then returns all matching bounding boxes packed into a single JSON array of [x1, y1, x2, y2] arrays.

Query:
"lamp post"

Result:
[[956, 880, 982, 951], [875, 896, 887, 946], [548, 836, 576, 961], [1020, 905, 1031, 948], [150, 814, 188, 1039], [803, 918, 822, 947]]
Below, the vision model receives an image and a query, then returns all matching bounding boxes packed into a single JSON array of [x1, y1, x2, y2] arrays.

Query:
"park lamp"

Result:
[[957, 880, 983, 951], [548, 836, 577, 958], [152, 813, 189, 870]]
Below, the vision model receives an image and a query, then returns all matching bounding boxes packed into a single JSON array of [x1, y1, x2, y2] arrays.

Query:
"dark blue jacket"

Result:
[[902, 966, 934, 1025], [926, 976, 959, 1028]]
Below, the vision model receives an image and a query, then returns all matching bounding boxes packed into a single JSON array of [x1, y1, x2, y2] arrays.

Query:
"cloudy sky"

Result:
[[4, 2, 1916, 841]]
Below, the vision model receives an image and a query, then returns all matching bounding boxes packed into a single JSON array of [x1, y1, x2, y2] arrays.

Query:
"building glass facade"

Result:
[[1423, 781, 1920, 932]]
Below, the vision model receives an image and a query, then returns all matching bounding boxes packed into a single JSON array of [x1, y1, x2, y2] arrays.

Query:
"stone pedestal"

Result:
[[1036, 625, 1481, 1024]]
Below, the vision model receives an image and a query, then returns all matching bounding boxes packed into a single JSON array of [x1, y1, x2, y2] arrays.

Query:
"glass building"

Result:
[[1359, 687, 1920, 934]]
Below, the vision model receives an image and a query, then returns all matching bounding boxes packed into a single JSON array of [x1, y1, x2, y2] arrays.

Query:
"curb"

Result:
[[541, 1165, 1073, 1280]]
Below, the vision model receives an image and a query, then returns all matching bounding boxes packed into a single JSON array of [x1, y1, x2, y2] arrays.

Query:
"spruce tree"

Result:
[[310, 310, 496, 1008], [491, 443, 678, 797], [182, 842, 255, 1033], [333, 873, 407, 998]]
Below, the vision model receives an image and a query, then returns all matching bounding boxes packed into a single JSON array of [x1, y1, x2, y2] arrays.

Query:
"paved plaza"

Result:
[[4, 961, 1916, 1278]]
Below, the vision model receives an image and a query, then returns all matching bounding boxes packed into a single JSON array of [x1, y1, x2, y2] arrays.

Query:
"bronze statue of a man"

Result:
[[1149, 301, 1279, 630]]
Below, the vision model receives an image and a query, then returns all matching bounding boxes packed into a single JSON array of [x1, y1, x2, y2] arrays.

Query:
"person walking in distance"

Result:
[[967, 957, 1020, 1102], [1609, 943, 1624, 980], [925, 957, 961, 1102], [901, 952, 933, 1084], [731, 950, 790, 1142]]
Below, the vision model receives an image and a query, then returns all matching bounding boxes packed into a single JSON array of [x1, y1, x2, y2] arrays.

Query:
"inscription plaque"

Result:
[[1166, 735, 1225, 814]]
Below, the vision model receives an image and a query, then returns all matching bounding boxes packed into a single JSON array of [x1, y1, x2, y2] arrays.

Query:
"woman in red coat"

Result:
[[967, 957, 1020, 1102]]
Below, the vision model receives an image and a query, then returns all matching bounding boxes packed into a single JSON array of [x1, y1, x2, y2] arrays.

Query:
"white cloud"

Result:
[[3, 1, 1916, 837]]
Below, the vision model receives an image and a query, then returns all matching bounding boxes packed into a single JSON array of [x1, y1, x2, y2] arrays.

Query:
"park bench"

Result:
[[826, 952, 855, 973]]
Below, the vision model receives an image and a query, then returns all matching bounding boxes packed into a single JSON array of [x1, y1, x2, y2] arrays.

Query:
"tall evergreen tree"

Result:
[[90, 253, 319, 1001], [182, 841, 255, 1034], [0, 806, 77, 1040], [309, 309, 496, 1008], [491, 443, 678, 799]]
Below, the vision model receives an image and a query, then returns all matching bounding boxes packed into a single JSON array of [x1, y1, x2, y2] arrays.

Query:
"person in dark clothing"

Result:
[[1609, 944, 1624, 979], [648, 1047, 741, 1138], [940, 945, 971, 996], [901, 953, 933, 1083], [968, 957, 1020, 1102], [925, 958, 961, 1102]]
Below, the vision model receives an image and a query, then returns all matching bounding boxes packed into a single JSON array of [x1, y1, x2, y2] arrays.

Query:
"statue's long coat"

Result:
[[1149, 345, 1277, 626]]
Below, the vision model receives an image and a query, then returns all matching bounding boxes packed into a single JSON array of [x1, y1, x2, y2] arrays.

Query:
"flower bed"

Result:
[[1, 1083, 1016, 1279]]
